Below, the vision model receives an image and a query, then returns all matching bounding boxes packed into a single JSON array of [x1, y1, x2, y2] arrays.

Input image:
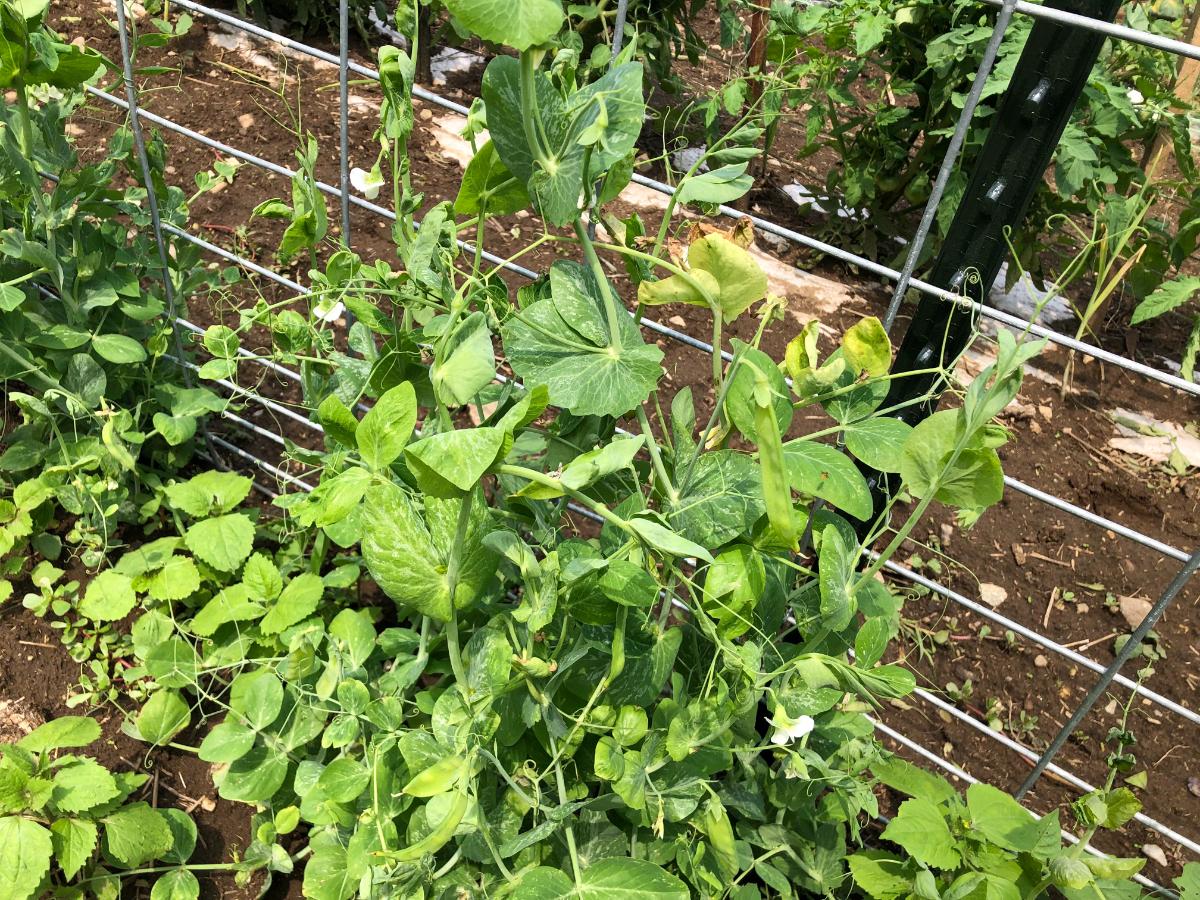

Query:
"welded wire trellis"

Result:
[[100, 0, 1200, 888]]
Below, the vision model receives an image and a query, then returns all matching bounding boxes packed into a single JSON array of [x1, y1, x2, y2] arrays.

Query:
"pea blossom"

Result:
[[313, 299, 345, 323], [767, 706, 815, 746], [350, 166, 385, 200]]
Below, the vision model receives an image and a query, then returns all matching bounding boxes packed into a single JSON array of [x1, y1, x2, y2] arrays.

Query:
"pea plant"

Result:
[[46, 3, 1144, 896], [0, 0, 234, 583], [0, 715, 204, 899]]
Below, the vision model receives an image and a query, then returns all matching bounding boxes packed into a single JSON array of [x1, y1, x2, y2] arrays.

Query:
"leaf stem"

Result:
[[442, 491, 476, 696]]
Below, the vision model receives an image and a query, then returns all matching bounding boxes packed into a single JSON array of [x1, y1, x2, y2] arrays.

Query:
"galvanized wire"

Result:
[[1017, 546, 1200, 799]]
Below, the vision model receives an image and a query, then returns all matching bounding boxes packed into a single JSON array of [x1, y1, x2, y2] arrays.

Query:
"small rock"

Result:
[[71, 36, 86, 47], [236, 113, 255, 131], [979, 583, 1008, 608], [166, 165, 177, 175], [668, 315, 687, 328], [1076, 603, 1089, 614], [1038, 405, 1053, 421], [1188, 777, 1200, 798], [1012, 544, 1027, 566], [757, 230, 790, 255], [1141, 844, 1168, 868], [419, 108, 434, 121], [939, 523, 953, 545], [1118, 595, 1153, 629], [1104, 699, 1119, 715], [1034, 655, 1048, 668]]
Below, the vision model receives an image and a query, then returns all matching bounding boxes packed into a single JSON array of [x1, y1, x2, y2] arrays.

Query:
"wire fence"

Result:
[[100, 0, 1200, 890]]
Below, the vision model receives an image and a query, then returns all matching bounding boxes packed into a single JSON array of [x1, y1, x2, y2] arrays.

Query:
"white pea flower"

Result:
[[1128, 88, 1145, 105], [313, 299, 345, 323], [767, 706, 815, 746], [350, 166, 385, 200]]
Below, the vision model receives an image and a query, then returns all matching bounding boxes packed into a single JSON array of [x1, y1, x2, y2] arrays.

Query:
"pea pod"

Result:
[[383, 783, 469, 862], [698, 796, 738, 879], [753, 368, 797, 549]]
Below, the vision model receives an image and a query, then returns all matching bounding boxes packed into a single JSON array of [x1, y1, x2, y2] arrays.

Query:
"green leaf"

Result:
[[454, 140, 530, 216], [404, 427, 506, 498], [218, 744, 288, 803], [514, 857, 690, 898], [872, 757, 957, 806], [1130, 275, 1200, 325], [197, 721, 256, 764], [189, 585, 263, 637], [782, 439, 873, 521], [242, 553, 283, 601], [1175, 863, 1199, 900], [842, 317, 891, 376], [303, 833, 356, 900], [136, 691, 191, 746], [317, 394, 359, 448], [78, 571, 137, 622], [166, 471, 253, 517], [667, 451, 764, 547], [880, 796, 959, 870], [102, 803, 173, 867], [627, 516, 714, 563], [502, 260, 663, 417], [818, 524, 855, 632], [150, 868, 200, 900], [444, 0, 563, 49], [184, 513, 255, 572], [260, 572, 324, 634], [843, 418, 913, 474], [362, 482, 498, 622], [145, 556, 201, 602], [966, 783, 1043, 852], [0, 816, 53, 899], [144, 638, 200, 689], [19, 717, 100, 753], [432, 312, 497, 408], [847, 851, 911, 900], [484, 58, 644, 225], [91, 333, 148, 363], [356, 382, 417, 471], [317, 758, 371, 804], [229, 669, 284, 731], [638, 233, 766, 323], [1100, 787, 1141, 829], [51, 759, 119, 813], [725, 344, 792, 443], [899, 410, 1003, 513], [51, 818, 97, 881]]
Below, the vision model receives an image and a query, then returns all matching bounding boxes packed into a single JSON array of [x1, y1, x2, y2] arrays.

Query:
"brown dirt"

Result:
[[17, 0, 1198, 892]]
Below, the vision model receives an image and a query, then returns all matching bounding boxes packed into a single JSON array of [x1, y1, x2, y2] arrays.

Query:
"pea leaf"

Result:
[[443, 0, 563, 50], [356, 382, 417, 471], [627, 516, 714, 563], [454, 140, 530, 216], [842, 417, 913, 474], [362, 481, 498, 622], [966, 783, 1044, 853], [136, 690, 192, 746], [668, 450, 764, 547], [404, 427, 506, 498], [483, 58, 644, 225], [431, 312, 497, 408], [503, 260, 663, 417], [91, 332, 147, 363], [218, 745, 288, 802], [51, 760, 119, 813], [260, 572, 324, 634], [782, 439, 873, 521], [150, 868, 200, 900], [899, 410, 1003, 513]]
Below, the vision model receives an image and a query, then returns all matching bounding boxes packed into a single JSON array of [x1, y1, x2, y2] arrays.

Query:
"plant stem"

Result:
[[443, 491, 476, 696], [636, 406, 676, 502], [574, 219, 624, 351], [498, 464, 636, 539]]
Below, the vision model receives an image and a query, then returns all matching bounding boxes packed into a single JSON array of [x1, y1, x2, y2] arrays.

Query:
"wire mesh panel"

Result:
[[96, 0, 1200, 889]]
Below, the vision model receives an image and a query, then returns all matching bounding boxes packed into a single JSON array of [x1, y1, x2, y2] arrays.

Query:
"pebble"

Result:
[[1118, 595, 1153, 629], [1141, 844, 1168, 867], [1104, 699, 1119, 715], [668, 315, 687, 327], [979, 583, 1007, 608], [1034, 654, 1048, 668], [419, 108, 434, 121], [237, 113, 255, 131], [1188, 777, 1200, 798]]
